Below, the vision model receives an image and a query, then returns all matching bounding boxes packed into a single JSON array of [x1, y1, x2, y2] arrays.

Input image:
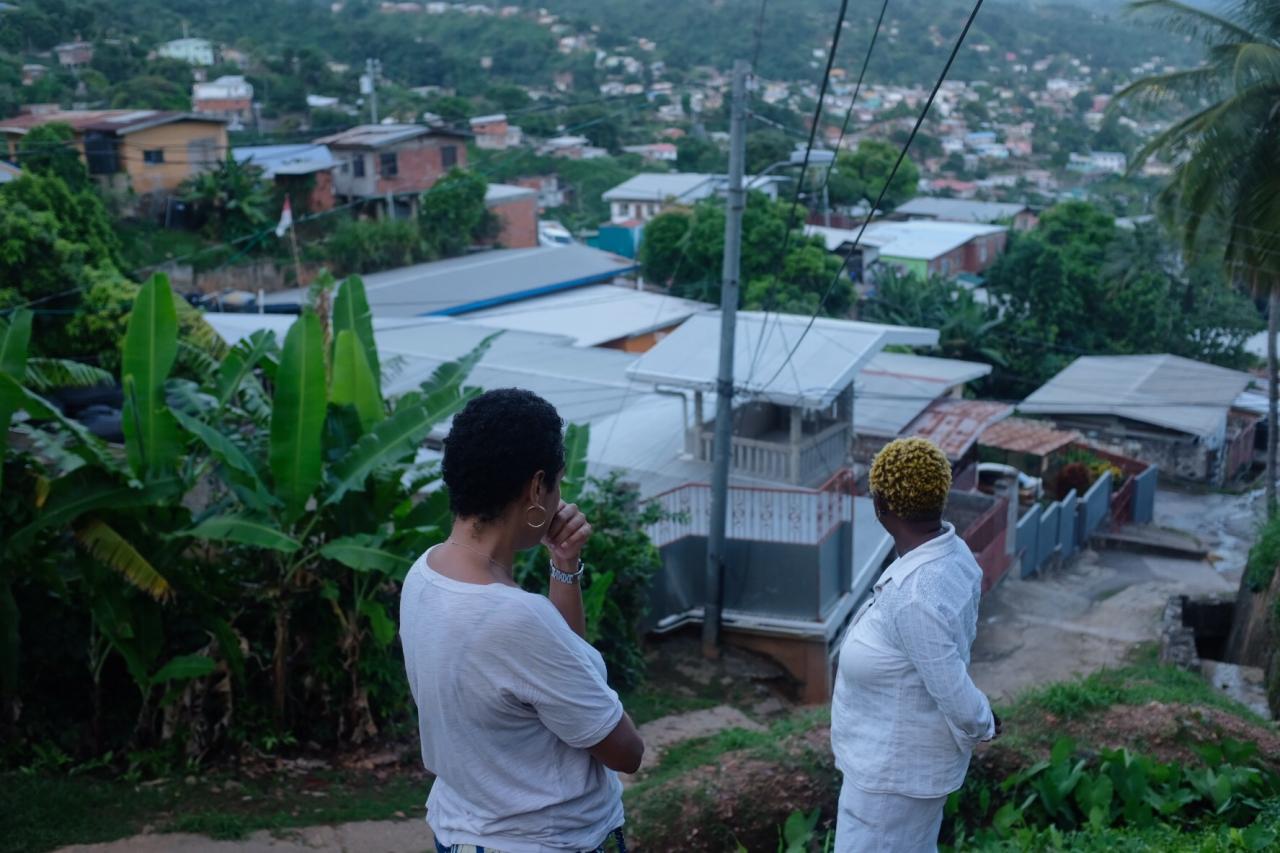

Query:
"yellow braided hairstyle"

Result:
[[869, 437, 952, 520]]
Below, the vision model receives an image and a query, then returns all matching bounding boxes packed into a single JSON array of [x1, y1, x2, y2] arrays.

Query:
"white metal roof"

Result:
[[804, 224, 891, 252], [895, 196, 1029, 223], [462, 284, 711, 347], [262, 245, 638, 317], [626, 311, 938, 409], [484, 183, 537, 204], [861, 220, 1007, 261], [232, 144, 336, 178], [601, 172, 716, 203], [854, 352, 993, 438], [1019, 354, 1256, 439]]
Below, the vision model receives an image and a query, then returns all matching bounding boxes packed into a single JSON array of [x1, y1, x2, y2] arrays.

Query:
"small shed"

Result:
[[978, 416, 1082, 480], [903, 398, 1014, 490], [1018, 354, 1257, 485]]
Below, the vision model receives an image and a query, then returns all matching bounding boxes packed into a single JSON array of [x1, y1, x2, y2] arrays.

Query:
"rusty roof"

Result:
[[979, 416, 1081, 456], [904, 398, 1013, 461], [0, 110, 226, 135]]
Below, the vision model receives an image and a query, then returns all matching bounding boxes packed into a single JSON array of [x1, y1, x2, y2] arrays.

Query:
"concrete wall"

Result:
[[1046, 418, 1218, 484], [117, 120, 227, 194], [331, 136, 467, 199]]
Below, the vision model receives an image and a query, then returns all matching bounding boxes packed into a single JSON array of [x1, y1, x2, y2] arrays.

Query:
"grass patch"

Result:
[[620, 683, 720, 726], [115, 221, 213, 271], [0, 767, 430, 853], [1000, 645, 1274, 740]]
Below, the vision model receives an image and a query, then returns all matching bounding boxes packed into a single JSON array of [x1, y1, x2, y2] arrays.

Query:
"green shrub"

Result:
[[326, 218, 430, 276], [1244, 516, 1280, 592]]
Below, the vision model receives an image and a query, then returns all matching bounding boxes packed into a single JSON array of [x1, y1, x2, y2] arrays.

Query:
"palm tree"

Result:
[[1113, 0, 1280, 511]]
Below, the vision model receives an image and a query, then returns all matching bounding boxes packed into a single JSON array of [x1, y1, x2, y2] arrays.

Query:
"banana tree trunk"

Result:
[[273, 598, 289, 722], [1268, 288, 1278, 518]]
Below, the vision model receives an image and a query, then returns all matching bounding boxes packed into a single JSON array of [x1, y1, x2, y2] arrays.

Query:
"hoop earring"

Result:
[[525, 504, 548, 529]]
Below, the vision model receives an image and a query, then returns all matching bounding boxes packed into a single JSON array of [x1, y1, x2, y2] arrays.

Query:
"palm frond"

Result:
[[1111, 64, 1227, 114], [73, 518, 172, 602], [1127, 0, 1259, 46], [1129, 82, 1275, 168], [23, 359, 113, 392]]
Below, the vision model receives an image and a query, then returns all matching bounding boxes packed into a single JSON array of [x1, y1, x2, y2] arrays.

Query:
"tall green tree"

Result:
[[827, 139, 919, 211], [418, 168, 495, 257], [16, 123, 90, 192], [179, 156, 272, 243], [1114, 0, 1280, 513]]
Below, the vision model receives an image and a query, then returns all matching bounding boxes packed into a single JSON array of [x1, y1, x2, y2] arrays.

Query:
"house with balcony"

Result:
[[192, 75, 254, 127], [0, 109, 228, 197], [315, 123, 471, 218]]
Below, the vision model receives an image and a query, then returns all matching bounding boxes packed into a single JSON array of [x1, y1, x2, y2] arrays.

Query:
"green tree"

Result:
[[1113, 0, 1280, 513], [745, 130, 794, 174], [418, 168, 494, 257], [16, 123, 90, 191], [827, 139, 919, 211], [862, 269, 1007, 369], [675, 136, 725, 173], [180, 156, 272, 243]]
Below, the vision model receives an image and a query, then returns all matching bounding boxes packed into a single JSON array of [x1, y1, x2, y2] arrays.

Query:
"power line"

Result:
[[815, 0, 891, 197], [742, 0, 852, 388], [750, 0, 770, 75], [755, 0, 987, 398]]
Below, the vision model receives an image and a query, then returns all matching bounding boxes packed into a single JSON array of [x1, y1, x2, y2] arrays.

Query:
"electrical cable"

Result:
[[755, 0, 987, 397]]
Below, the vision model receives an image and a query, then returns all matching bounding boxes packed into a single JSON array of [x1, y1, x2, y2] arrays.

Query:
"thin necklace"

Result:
[[446, 538, 512, 575]]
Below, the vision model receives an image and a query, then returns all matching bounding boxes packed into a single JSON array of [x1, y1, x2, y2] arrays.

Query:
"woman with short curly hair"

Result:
[[831, 437, 999, 852], [399, 388, 643, 853]]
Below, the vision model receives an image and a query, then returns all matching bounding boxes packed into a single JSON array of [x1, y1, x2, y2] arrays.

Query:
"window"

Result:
[[979, 243, 988, 263], [380, 152, 398, 177], [352, 155, 365, 178], [441, 145, 458, 169], [143, 149, 164, 165], [83, 132, 119, 175]]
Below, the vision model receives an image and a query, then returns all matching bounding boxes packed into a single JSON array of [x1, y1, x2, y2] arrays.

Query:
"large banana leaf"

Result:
[[215, 330, 276, 409], [560, 423, 591, 503], [73, 518, 172, 601], [186, 514, 302, 553], [150, 654, 216, 684], [269, 311, 326, 521], [415, 332, 499, 399], [121, 275, 181, 478], [22, 358, 113, 392], [8, 473, 181, 553], [321, 534, 412, 576], [331, 275, 381, 398], [330, 330, 384, 431], [325, 385, 479, 506], [0, 309, 32, 496], [171, 409, 277, 513]]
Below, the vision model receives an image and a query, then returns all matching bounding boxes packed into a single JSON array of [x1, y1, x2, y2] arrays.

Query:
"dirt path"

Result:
[[970, 485, 1256, 702], [54, 820, 434, 853]]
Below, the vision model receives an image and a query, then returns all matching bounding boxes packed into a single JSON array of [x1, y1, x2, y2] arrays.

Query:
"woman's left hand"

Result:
[[543, 500, 592, 568]]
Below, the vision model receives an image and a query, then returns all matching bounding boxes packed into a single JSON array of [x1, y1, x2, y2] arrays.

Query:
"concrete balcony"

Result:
[[696, 420, 853, 486]]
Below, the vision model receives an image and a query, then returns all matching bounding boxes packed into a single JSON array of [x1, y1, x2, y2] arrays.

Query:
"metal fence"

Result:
[[1017, 504, 1041, 579], [1079, 470, 1113, 543], [1133, 465, 1158, 524]]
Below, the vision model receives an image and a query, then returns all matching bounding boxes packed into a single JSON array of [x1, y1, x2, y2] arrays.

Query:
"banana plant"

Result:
[[170, 274, 492, 732]]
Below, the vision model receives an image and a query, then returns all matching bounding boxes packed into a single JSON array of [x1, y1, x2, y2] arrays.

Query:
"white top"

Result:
[[399, 548, 625, 852], [831, 524, 995, 797]]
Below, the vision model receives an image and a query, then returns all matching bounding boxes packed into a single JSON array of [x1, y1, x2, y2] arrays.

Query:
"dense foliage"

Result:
[[638, 191, 850, 314], [826, 139, 920, 212]]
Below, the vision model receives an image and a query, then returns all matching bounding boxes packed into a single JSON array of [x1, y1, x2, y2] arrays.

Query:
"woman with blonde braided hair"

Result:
[[830, 438, 999, 852]]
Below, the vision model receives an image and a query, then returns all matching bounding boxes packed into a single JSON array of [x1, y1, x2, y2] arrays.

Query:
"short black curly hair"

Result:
[[442, 388, 565, 522]]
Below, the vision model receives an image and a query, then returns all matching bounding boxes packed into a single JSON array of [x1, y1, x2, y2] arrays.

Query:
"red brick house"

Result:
[[315, 124, 470, 218]]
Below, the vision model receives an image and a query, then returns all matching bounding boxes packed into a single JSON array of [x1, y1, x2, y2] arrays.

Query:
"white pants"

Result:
[[833, 779, 947, 853]]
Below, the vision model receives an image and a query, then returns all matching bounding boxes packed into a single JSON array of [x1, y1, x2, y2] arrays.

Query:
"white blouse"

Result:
[[831, 524, 995, 798]]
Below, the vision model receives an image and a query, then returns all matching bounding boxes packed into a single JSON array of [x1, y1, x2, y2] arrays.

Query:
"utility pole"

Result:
[[363, 58, 382, 124], [703, 58, 749, 659]]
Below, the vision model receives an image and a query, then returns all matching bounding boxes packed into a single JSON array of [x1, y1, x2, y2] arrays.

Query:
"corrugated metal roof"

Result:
[[0, 109, 226, 135], [862, 220, 1007, 261], [463, 284, 711, 347], [601, 172, 716, 203], [905, 398, 1013, 461], [854, 352, 993, 438], [626, 312, 938, 409], [233, 144, 335, 178], [1018, 354, 1256, 439], [895, 197, 1029, 223], [262, 245, 638, 317], [978, 417, 1081, 456], [484, 183, 537, 204], [313, 123, 467, 148]]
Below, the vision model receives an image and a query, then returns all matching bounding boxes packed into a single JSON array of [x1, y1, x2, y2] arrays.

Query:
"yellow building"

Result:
[[0, 109, 228, 195]]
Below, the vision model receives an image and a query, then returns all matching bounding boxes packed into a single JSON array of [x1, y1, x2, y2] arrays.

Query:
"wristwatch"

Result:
[[549, 558, 586, 585]]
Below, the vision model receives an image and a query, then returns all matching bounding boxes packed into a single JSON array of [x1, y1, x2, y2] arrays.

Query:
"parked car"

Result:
[[977, 462, 1043, 504]]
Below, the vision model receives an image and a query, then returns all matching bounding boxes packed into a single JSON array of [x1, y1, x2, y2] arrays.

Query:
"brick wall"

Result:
[[487, 194, 538, 248], [373, 138, 467, 195], [309, 170, 336, 212]]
